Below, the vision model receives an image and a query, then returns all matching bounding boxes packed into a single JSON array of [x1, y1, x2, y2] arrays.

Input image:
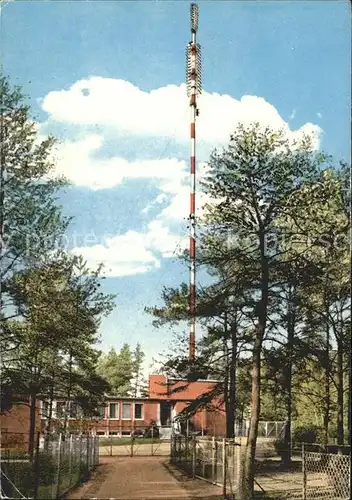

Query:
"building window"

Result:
[[56, 402, 65, 418], [121, 430, 131, 437], [97, 431, 106, 436], [109, 403, 119, 419], [134, 403, 143, 420], [109, 431, 119, 436], [122, 403, 131, 419]]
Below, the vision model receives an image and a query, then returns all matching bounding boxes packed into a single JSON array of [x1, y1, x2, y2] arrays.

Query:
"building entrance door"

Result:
[[160, 401, 172, 426]]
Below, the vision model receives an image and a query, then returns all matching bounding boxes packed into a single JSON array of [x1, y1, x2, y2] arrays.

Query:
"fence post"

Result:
[[302, 443, 307, 500], [151, 425, 154, 456], [211, 437, 216, 484], [86, 435, 90, 470], [96, 435, 99, 465], [192, 437, 196, 477], [79, 434, 82, 481], [110, 434, 112, 456], [130, 433, 134, 457], [180, 436, 183, 465], [92, 436, 95, 467], [55, 434, 62, 499], [68, 434, 73, 484], [222, 438, 227, 499]]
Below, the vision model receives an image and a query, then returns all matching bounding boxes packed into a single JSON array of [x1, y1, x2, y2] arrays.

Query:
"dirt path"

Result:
[[67, 456, 223, 499]]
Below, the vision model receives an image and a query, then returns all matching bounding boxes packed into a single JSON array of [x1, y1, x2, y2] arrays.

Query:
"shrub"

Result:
[[274, 438, 287, 456], [292, 425, 323, 446], [37, 453, 58, 485], [328, 424, 337, 439]]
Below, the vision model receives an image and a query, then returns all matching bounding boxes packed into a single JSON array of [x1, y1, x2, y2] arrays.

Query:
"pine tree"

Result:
[[97, 344, 134, 396], [132, 343, 148, 397]]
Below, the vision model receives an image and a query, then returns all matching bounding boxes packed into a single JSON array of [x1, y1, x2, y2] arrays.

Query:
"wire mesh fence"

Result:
[[171, 435, 242, 497], [302, 445, 351, 500], [234, 420, 286, 439], [0, 432, 99, 499], [171, 436, 351, 500]]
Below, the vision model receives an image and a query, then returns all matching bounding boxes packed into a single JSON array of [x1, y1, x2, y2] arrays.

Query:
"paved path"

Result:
[[67, 456, 223, 500]]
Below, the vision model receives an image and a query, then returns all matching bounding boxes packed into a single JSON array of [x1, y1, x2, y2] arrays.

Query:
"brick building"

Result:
[[1, 374, 226, 440], [91, 374, 226, 437], [0, 397, 41, 450]]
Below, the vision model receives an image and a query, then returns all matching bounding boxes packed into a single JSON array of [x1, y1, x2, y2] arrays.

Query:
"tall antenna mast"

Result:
[[186, 3, 201, 361]]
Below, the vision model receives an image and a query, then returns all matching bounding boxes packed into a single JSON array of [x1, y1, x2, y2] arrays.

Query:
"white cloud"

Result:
[[71, 221, 187, 277], [53, 134, 187, 190], [71, 230, 159, 277], [145, 220, 187, 257], [42, 76, 322, 148], [43, 77, 323, 276]]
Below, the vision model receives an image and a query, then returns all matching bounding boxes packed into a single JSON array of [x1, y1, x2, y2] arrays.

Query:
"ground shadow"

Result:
[[162, 459, 225, 499]]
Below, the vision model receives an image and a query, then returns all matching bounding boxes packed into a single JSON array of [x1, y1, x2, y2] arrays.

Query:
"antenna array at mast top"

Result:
[[190, 3, 199, 33]]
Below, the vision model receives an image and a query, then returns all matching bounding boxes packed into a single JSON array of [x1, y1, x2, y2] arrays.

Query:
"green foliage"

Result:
[[146, 122, 350, 496], [132, 343, 148, 397], [0, 75, 69, 312], [292, 425, 323, 445], [96, 342, 148, 398], [97, 344, 136, 396], [273, 438, 288, 457], [0, 75, 116, 448]]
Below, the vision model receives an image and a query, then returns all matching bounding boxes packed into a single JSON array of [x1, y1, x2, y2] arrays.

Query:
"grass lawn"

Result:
[[99, 437, 162, 447]]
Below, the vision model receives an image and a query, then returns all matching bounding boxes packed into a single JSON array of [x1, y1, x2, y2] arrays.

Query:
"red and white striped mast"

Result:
[[186, 3, 201, 361]]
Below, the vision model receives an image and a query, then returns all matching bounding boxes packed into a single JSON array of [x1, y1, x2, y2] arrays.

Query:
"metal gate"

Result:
[[99, 427, 171, 457]]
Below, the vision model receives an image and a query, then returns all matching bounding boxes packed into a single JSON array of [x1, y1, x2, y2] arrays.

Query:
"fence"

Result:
[[171, 436, 351, 499], [98, 425, 172, 456], [234, 420, 286, 438], [171, 435, 242, 497], [0, 432, 99, 499], [302, 444, 350, 500]]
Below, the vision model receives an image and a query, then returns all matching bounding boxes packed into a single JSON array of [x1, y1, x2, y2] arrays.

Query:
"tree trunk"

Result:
[[323, 323, 330, 448], [336, 342, 344, 444], [64, 353, 73, 435], [283, 357, 292, 466], [44, 382, 54, 449], [238, 246, 268, 499], [223, 311, 231, 437], [28, 387, 37, 458], [348, 348, 351, 443], [239, 339, 261, 498], [227, 324, 237, 438], [283, 284, 295, 466]]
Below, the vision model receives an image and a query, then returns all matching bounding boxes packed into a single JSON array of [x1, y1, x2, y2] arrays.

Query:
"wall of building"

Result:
[[149, 374, 219, 401], [1, 375, 226, 439], [1, 400, 41, 449]]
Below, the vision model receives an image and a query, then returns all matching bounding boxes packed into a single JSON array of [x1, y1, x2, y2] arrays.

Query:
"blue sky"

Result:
[[1, 0, 350, 367]]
